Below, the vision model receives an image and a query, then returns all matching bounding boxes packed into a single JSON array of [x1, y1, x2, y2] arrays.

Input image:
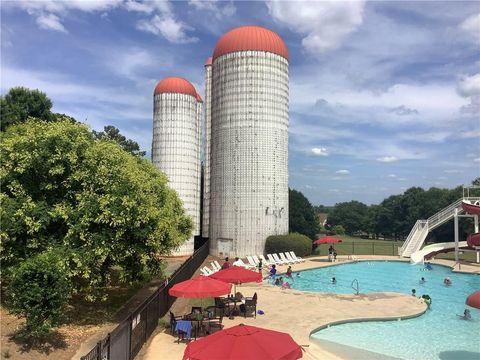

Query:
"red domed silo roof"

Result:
[[196, 93, 203, 102], [212, 25, 288, 61], [154, 77, 197, 97]]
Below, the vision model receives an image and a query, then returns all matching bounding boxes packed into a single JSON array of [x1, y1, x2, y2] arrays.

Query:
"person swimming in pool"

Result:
[[420, 277, 426, 284], [331, 277, 337, 284], [457, 309, 471, 320], [444, 277, 452, 286], [424, 263, 433, 271]]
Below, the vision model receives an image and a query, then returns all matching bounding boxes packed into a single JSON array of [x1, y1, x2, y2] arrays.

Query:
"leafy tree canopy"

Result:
[[1, 87, 54, 131], [327, 200, 370, 235], [93, 125, 146, 157], [1, 119, 192, 298], [289, 188, 320, 239]]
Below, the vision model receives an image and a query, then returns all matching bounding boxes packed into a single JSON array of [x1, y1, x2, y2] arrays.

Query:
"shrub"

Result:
[[7, 251, 70, 338], [265, 233, 312, 257], [332, 225, 346, 235]]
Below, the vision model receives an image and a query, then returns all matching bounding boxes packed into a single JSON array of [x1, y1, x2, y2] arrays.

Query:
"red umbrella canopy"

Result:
[[169, 276, 232, 298], [209, 265, 262, 285], [466, 291, 480, 309], [314, 236, 342, 245], [183, 324, 303, 360]]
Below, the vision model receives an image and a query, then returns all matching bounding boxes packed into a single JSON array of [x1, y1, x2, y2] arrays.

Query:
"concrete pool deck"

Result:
[[139, 255, 474, 360]]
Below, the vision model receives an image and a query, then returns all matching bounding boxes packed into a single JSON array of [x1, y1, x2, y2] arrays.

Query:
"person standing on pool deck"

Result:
[[411, 289, 416, 297], [221, 257, 231, 269]]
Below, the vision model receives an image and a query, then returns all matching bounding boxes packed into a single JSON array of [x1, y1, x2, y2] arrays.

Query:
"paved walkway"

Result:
[[139, 255, 435, 360]]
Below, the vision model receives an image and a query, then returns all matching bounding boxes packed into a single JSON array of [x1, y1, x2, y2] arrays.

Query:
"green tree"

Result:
[[8, 250, 70, 338], [1, 87, 54, 131], [93, 125, 146, 157], [1, 120, 192, 298], [289, 188, 320, 239], [327, 201, 369, 235], [331, 225, 345, 235]]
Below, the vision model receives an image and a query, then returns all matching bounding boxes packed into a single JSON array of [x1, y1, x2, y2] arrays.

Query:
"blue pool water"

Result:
[[291, 261, 480, 360]]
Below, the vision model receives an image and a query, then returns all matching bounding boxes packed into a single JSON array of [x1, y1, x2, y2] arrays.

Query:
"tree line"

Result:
[[323, 182, 479, 241]]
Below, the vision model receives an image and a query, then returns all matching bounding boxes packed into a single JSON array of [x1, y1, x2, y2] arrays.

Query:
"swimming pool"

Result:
[[291, 261, 480, 360]]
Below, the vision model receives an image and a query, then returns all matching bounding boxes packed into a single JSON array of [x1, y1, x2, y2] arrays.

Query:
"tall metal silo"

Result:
[[209, 26, 289, 257], [202, 57, 213, 240], [152, 77, 201, 256]]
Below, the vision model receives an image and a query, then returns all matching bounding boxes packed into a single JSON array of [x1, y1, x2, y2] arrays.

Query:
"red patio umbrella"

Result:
[[209, 266, 262, 285], [314, 236, 342, 245], [182, 324, 303, 360], [466, 291, 480, 309], [169, 276, 232, 298]]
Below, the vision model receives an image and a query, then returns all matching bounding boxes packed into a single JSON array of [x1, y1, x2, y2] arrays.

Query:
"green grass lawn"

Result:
[[314, 236, 404, 257], [313, 235, 479, 262]]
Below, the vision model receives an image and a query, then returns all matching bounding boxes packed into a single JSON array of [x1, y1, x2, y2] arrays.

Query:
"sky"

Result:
[[1, 0, 479, 206]]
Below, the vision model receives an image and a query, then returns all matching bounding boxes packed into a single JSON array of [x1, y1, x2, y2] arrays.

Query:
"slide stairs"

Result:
[[399, 197, 480, 258]]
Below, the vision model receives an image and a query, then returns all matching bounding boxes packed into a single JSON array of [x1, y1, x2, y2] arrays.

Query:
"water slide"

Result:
[[410, 241, 468, 264]]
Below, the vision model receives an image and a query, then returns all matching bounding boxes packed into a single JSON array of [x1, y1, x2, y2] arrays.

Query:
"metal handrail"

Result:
[[351, 279, 359, 295]]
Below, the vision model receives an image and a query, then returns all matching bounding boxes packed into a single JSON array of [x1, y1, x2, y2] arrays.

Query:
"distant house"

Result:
[[318, 213, 328, 227]]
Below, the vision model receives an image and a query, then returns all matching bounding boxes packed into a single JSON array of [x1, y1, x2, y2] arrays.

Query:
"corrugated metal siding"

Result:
[[209, 51, 289, 257], [202, 64, 212, 239], [152, 93, 201, 255]]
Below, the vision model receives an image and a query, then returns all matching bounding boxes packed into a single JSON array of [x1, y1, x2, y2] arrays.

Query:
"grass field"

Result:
[[313, 235, 478, 262]]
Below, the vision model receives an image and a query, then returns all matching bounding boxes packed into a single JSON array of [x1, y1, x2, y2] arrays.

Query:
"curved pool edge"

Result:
[[308, 304, 428, 338]]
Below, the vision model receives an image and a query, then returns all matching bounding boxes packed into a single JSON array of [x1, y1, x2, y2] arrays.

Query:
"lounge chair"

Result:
[[210, 262, 220, 272], [284, 252, 301, 264], [213, 260, 222, 271], [246, 255, 258, 268], [279, 252, 294, 264], [258, 254, 274, 266], [289, 251, 305, 263], [235, 258, 256, 270], [200, 266, 213, 276], [267, 253, 282, 265], [272, 253, 288, 265]]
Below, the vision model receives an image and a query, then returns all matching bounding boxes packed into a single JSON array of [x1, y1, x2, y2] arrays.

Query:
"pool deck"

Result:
[[137, 254, 478, 360]]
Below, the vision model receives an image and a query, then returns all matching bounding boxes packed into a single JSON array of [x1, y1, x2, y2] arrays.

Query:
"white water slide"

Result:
[[398, 197, 480, 258], [410, 241, 468, 264]]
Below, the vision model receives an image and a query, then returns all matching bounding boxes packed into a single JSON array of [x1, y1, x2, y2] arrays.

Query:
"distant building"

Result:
[[152, 77, 202, 255], [206, 26, 290, 257], [318, 213, 328, 227]]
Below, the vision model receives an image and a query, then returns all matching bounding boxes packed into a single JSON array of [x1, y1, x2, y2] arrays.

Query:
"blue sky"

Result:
[[1, 1, 479, 206]]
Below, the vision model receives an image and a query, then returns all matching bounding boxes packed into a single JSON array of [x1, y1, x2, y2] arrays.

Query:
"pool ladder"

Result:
[[351, 279, 359, 295]]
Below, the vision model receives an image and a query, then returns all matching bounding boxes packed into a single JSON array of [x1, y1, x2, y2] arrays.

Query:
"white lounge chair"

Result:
[[267, 254, 281, 265], [279, 252, 294, 264], [258, 254, 274, 266], [212, 260, 222, 271], [289, 251, 305, 263], [284, 252, 301, 264], [211, 262, 220, 272], [246, 255, 258, 268], [236, 258, 256, 270], [272, 253, 288, 265], [200, 266, 214, 276]]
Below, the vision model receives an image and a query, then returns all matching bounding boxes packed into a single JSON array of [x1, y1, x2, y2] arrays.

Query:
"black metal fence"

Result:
[[80, 240, 210, 360]]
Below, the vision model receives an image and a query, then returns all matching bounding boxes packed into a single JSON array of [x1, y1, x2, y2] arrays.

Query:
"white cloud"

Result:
[[267, 0, 365, 54], [189, 0, 236, 18], [137, 15, 198, 43], [457, 74, 480, 98], [124, 0, 171, 14], [336, 169, 350, 175], [459, 13, 480, 42], [376, 156, 398, 163], [6, 0, 123, 32], [310, 147, 329, 157], [387, 174, 397, 178], [36, 13, 67, 32], [474, 158, 480, 163], [444, 169, 464, 174], [328, 189, 340, 193], [459, 130, 480, 139]]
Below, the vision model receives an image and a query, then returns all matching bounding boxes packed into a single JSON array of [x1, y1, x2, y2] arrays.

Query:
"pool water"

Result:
[[290, 261, 480, 360]]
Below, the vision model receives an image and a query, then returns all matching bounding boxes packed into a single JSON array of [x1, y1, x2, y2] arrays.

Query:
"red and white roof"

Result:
[[154, 77, 197, 97], [213, 25, 288, 61]]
